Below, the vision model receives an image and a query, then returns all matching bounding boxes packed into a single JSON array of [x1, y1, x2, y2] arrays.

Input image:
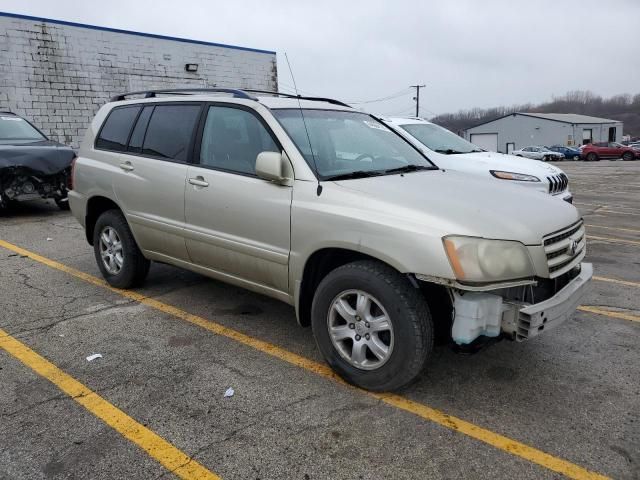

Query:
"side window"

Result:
[[199, 106, 279, 175], [95, 106, 141, 152], [128, 106, 154, 153], [142, 105, 201, 161]]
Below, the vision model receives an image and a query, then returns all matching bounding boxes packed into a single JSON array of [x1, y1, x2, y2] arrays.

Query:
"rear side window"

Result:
[[96, 106, 141, 152], [128, 106, 154, 153], [142, 105, 201, 161]]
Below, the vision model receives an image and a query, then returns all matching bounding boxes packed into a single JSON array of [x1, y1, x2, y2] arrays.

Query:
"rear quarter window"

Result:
[[95, 106, 141, 152]]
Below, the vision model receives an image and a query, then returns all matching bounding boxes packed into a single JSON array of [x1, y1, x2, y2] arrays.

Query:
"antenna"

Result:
[[284, 53, 322, 196]]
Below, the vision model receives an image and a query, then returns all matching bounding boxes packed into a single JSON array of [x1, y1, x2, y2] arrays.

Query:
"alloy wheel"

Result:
[[327, 289, 394, 370]]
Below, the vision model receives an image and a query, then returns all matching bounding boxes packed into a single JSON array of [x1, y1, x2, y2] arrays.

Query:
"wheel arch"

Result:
[[85, 196, 122, 245]]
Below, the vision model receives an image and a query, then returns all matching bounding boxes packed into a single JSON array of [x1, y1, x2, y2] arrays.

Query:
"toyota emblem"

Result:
[[568, 240, 578, 255]]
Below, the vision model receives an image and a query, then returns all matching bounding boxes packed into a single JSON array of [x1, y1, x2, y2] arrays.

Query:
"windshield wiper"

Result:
[[435, 148, 479, 155], [384, 164, 436, 174], [325, 170, 385, 181]]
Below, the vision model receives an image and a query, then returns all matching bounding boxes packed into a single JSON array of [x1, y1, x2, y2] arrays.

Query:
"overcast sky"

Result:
[[3, 0, 639, 117]]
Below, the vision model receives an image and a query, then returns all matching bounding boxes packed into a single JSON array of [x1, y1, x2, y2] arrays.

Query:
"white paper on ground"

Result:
[[86, 353, 103, 361], [224, 387, 234, 398]]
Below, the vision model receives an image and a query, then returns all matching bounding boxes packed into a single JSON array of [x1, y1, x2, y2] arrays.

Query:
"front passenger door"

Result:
[[183, 105, 292, 293]]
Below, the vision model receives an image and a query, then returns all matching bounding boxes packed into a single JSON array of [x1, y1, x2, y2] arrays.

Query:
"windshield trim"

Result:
[[271, 108, 438, 180]]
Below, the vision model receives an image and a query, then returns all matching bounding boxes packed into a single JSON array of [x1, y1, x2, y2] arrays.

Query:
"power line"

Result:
[[347, 88, 412, 105]]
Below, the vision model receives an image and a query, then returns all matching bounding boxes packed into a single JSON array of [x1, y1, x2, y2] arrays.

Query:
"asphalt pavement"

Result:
[[0, 160, 638, 480]]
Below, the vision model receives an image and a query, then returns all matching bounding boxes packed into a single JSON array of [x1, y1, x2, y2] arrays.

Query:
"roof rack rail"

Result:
[[110, 88, 258, 102], [243, 89, 352, 108]]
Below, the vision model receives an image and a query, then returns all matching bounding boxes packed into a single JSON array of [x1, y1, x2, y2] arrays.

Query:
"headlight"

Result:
[[443, 236, 535, 283], [490, 170, 540, 182]]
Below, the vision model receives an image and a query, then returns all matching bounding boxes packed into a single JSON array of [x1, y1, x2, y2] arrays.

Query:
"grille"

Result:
[[547, 173, 568, 194], [543, 220, 585, 278]]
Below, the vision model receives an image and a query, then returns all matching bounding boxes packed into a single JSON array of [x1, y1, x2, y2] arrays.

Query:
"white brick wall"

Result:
[[0, 14, 278, 147]]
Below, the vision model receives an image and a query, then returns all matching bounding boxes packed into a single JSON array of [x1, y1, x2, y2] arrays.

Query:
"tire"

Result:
[[573, 155, 580, 161], [311, 260, 433, 391], [93, 209, 150, 288], [587, 152, 599, 162], [622, 152, 634, 161], [54, 195, 70, 211]]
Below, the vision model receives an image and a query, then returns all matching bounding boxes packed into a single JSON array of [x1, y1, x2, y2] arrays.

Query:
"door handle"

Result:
[[119, 161, 134, 172], [188, 176, 209, 187]]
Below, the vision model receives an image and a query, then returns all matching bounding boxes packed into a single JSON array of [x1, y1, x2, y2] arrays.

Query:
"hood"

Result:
[[0, 140, 75, 176], [333, 169, 579, 245], [436, 150, 564, 177]]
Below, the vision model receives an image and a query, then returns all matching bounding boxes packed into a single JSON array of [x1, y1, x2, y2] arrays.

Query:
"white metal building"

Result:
[[463, 112, 624, 154], [0, 12, 277, 147]]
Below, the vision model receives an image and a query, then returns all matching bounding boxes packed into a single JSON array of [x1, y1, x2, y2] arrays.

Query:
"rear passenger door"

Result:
[[109, 103, 202, 261], [183, 104, 292, 293]]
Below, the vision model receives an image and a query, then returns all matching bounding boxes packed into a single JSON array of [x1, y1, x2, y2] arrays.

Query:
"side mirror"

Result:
[[255, 151, 291, 184]]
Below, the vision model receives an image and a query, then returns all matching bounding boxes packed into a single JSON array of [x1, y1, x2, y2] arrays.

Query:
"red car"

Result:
[[581, 142, 638, 161]]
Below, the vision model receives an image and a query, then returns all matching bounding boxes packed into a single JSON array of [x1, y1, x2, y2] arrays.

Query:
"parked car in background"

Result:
[[512, 146, 564, 161], [581, 142, 638, 161], [69, 88, 592, 391], [547, 145, 581, 161], [0, 111, 75, 210], [384, 117, 572, 203]]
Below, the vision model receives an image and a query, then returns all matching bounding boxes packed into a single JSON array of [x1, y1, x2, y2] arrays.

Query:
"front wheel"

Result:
[[311, 260, 433, 391], [573, 155, 580, 161], [54, 195, 70, 211], [93, 209, 150, 288], [622, 152, 634, 161]]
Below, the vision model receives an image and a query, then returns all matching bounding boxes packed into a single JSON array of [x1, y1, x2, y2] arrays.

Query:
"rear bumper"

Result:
[[504, 263, 593, 341], [67, 190, 86, 229]]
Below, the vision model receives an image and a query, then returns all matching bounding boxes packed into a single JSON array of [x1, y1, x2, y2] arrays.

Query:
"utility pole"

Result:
[[410, 84, 426, 117]]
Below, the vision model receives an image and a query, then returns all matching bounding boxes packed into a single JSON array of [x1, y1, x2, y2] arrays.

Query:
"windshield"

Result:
[[0, 115, 46, 142], [400, 123, 482, 154], [272, 109, 436, 180]]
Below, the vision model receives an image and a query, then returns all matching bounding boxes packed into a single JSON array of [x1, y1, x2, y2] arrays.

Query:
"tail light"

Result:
[[68, 154, 77, 190]]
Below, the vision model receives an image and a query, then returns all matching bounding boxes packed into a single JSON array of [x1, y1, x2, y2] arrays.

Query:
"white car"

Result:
[[512, 146, 564, 162], [383, 117, 572, 203]]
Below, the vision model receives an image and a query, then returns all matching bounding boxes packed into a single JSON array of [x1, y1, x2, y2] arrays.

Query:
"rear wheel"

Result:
[[311, 260, 433, 391], [93, 209, 150, 288], [622, 151, 634, 161], [587, 152, 599, 162], [573, 155, 580, 161]]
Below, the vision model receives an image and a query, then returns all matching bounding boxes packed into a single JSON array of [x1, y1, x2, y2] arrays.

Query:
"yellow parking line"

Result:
[[586, 224, 640, 235], [587, 234, 640, 246], [593, 275, 640, 289], [578, 306, 640, 323], [0, 239, 610, 480], [0, 328, 220, 480]]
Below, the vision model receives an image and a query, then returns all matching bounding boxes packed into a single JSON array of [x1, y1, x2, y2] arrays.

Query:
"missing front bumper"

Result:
[[451, 263, 593, 344], [504, 263, 593, 341]]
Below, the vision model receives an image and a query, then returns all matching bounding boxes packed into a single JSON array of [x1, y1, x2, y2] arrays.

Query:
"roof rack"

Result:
[[110, 88, 258, 102], [243, 89, 352, 108]]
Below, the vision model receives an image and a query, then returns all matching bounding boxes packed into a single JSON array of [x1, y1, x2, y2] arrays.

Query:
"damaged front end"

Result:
[[0, 141, 75, 210], [0, 166, 70, 208], [448, 263, 592, 346]]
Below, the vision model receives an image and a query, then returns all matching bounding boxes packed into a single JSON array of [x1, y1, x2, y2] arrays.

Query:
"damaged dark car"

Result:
[[0, 111, 75, 210]]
